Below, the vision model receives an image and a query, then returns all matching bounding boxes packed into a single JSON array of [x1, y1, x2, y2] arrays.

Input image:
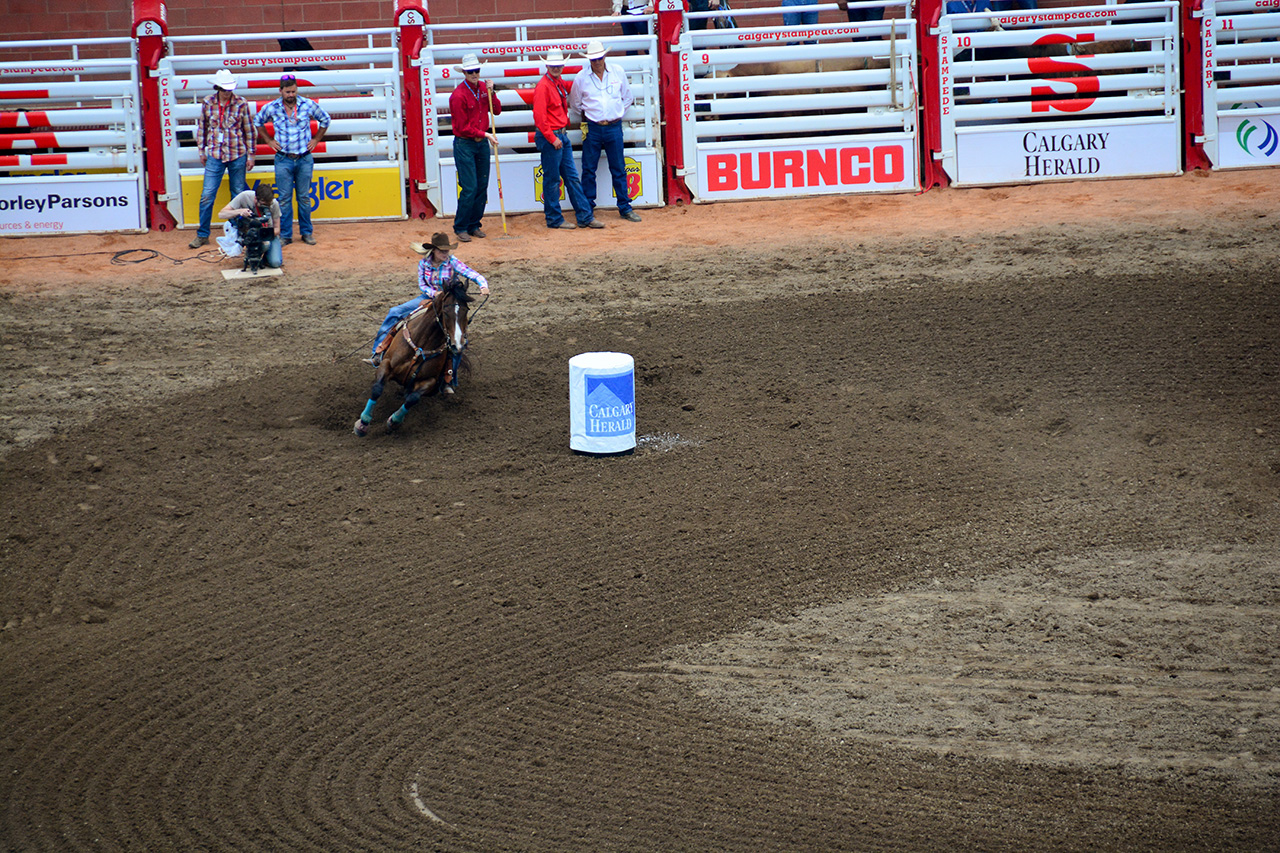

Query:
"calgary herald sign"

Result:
[[953, 119, 1180, 185]]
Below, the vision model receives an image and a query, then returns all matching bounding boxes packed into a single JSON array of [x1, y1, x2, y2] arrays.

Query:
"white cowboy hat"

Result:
[[210, 69, 238, 90], [583, 40, 608, 60], [458, 53, 483, 72], [544, 48, 566, 66]]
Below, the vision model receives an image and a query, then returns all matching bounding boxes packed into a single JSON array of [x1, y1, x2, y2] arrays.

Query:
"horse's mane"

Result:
[[441, 277, 474, 307]]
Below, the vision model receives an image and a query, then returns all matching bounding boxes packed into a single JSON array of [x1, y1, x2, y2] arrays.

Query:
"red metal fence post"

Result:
[[656, 0, 693, 205], [132, 0, 178, 230], [1183, 0, 1212, 171], [916, 0, 948, 190], [396, 0, 435, 219]]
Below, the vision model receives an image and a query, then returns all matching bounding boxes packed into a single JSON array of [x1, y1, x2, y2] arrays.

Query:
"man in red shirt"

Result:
[[532, 49, 603, 230], [448, 53, 500, 242]]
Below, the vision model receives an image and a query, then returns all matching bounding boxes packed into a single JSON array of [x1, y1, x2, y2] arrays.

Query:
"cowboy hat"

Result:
[[583, 40, 608, 60], [544, 48, 566, 66], [411, 232, 459, 255], [210, 69, 238, 90], [458, 53, 483, 72]]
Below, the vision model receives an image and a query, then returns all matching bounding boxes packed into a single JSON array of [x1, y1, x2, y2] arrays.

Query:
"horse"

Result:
[[353, 277, 473, 437]]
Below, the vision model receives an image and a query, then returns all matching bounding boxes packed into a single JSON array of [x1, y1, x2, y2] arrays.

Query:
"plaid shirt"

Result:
[[254, 96, 331, 155], [196, 93, 255, 162], [417, 255, 487, 298]]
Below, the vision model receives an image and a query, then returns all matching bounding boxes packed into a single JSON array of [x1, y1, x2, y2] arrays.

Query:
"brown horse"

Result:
[[353, 278, 473, 437]]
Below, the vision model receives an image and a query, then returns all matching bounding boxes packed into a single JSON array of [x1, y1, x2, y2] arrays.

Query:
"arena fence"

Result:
[[6, 1, 1277, 234], [922, 0, 1182, 187], [0, 37, 145, 235], [418, 14, 664, 218], [1192, 0, 1280, 169], [671, 0, 919, 201]]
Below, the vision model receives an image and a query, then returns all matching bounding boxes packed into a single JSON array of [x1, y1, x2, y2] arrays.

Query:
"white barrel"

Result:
[[569, 351, 636, 455]]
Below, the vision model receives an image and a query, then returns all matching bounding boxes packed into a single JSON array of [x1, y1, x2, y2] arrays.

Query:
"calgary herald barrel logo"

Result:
[[584, 371, 634, 437], [1231, 103, 1279, 158]]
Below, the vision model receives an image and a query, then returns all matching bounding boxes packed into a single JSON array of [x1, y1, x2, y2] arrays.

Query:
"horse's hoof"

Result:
[[354, 418, 370, 437], [385, 416, 401, 433]]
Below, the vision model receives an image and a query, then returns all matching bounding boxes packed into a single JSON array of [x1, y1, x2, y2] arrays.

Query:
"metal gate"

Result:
[[675, 0, 919, 201], [930, 0, 1182, 187], [155, 27, 406, 230], [420, 14, 664, 218], [1194, 0, 1280, 169], [0, 37, 145, 235]]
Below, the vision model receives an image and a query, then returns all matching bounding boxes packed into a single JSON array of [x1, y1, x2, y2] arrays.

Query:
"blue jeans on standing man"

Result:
[[195, 154, 248, 240], [535, 130, 593, 228], [782, 0, 819, 26], [273, 152, 314, 241], [452, 136, 490, 236], [580, 120, 633, 217]]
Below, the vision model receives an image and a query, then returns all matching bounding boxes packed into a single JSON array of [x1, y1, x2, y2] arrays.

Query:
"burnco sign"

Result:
[[697, 138, 917, 200]]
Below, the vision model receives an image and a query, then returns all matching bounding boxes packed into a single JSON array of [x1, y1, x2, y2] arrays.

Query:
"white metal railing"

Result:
[[678, 1, 919, 200], [1197, 0, 1280, 168], [935, 1, 1181, 186], [420, 15, 664, 216], [0, 37, 145, 234], [157, 28, 405, 226]]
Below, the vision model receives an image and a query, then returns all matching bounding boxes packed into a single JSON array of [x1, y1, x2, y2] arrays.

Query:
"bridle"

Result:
[[398, 282, 470, 388]]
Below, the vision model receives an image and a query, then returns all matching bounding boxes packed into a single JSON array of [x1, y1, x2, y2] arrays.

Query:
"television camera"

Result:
[[235, 209, 274, 273]]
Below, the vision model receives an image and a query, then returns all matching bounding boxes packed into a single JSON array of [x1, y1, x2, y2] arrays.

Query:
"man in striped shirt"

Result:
[[189, 69, 255, 249], [254, 74, 331, 246]]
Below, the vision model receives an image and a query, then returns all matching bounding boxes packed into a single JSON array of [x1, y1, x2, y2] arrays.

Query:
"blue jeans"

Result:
[[581, 120, 632, 216], [373, 296, 425, 355], [782, 0, 819, 26], [274, 152, 314, 241], [846, 2, 885, 21], [452, 136, 490, 236], [196, 154, 248, 239], [535, 130, 593, 227], [261, 236, 283, 268]]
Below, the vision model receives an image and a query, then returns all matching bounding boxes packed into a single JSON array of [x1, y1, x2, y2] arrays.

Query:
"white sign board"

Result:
[[695, 136, 918, 201], [0, 176, 145, 235], [955, 120, 1180, 185], [438, 150, 662, 217], [1215, 112, 1280, 169]]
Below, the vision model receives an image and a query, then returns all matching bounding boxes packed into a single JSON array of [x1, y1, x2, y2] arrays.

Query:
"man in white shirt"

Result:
[[569, 40, 642, 223]]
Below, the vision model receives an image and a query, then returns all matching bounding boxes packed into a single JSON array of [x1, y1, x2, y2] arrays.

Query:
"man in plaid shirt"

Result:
[[189, 69, 255, 249], [254, 74, 331, 245]]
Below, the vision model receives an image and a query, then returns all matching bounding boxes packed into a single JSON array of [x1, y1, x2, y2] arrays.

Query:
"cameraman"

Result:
[[218, 184, 283, 268]]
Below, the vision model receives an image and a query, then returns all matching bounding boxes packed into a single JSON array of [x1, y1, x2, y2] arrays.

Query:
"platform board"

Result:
[[221, 267, 284, 281]]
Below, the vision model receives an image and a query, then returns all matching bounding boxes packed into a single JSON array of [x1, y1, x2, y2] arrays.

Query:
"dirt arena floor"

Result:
[[2, 171, 1279, 851]]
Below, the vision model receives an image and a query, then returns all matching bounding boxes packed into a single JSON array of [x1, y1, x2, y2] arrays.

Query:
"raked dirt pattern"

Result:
[[1, 172, 1278, 851]]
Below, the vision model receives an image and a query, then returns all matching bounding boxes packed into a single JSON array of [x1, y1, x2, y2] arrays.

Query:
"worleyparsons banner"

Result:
[[0, 177, 144, 235], [179, 166, 405, 224]]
